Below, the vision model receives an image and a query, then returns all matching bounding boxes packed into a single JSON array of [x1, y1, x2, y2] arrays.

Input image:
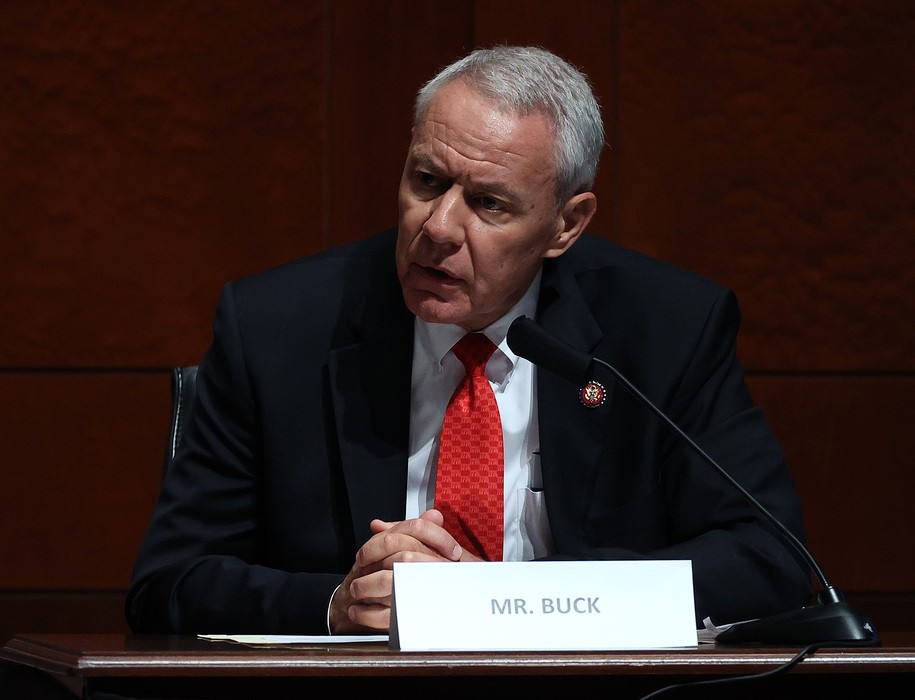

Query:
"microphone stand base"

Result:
[[714, 601, 879, 646]]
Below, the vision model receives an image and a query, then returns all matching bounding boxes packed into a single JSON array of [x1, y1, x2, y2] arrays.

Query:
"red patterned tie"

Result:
[[434, 333, 504, 561]]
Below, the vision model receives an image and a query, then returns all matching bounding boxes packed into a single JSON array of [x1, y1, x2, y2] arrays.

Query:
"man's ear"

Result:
[[544, 192, 597, 259]]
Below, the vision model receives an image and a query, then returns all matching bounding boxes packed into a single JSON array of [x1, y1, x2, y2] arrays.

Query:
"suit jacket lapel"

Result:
[[327, 257, 414, 546], [536, 257, 616, 546]]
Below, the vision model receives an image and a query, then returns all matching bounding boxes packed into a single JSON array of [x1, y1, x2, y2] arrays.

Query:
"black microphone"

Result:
[[507, 315, 878, 645]]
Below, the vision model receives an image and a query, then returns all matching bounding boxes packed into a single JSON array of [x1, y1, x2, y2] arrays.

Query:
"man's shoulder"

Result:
[[564, 233, 725, 295], [233, 228, 398, 291]]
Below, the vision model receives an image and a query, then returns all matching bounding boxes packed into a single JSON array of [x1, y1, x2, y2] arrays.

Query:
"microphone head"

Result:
[[507, 316, 592, 385]]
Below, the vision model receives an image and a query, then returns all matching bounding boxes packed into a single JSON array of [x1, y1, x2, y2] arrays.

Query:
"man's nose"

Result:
[[423, 187, 465, 244]]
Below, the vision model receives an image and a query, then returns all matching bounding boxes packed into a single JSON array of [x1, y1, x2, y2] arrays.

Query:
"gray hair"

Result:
[[414, 45, 605, 208]]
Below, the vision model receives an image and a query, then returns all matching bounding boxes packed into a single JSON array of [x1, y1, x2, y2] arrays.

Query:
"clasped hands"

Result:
[[329, 508, 480, 633]]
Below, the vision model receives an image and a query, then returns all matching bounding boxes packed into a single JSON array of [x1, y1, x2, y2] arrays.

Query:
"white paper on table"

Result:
[[199, 634, 388, 647]]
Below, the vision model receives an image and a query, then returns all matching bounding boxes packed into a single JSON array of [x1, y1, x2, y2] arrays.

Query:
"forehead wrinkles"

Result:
[[417, 113, 538, 181]]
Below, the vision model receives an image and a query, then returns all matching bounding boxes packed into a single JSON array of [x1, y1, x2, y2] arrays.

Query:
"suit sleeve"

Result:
[[125, 283, 344, 634], [660, 290, 813, 623]]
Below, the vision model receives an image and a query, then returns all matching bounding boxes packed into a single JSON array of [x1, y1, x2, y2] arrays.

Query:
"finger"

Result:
[[368, 511, 450, 555], [360, 548, 461, 577], [418, 508, 445, 526], [370, 518, 395, 535], [369, 511, 444, 538], [459, 548, 485, 562], [347, 603, 391, 632], [359, 518, 462, 567], [331, 592, 389, 634], [349, 568, 393, 603], [401, 514, 462, 560]]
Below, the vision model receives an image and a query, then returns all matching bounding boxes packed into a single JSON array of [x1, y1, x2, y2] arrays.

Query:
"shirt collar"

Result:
[[415, 268, 541, 368]]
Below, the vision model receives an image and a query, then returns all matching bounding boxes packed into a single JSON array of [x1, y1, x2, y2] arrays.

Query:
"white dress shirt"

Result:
[[405, 272, 555, 560]]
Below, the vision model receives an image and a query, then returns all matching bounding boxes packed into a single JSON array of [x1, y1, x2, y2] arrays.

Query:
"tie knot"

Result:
[[452, 333, 497, 374]]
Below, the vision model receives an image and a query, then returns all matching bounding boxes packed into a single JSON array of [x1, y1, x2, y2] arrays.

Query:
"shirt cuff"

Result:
[[327, 582, 343, 634]]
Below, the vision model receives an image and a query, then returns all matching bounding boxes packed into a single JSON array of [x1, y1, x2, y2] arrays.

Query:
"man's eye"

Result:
[[478, 196, 503, 212], [417, 172, 440, 188]]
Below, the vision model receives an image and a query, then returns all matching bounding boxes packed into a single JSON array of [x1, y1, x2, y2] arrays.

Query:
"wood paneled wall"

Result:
[[2, 1, 913, 641]]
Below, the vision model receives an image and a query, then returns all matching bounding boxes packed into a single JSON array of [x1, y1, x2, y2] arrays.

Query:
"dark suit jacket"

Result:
[[126, 227, 813, 633]]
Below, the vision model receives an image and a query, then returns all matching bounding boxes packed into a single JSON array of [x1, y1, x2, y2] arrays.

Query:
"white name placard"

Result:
[[389, 560, 697, 651]]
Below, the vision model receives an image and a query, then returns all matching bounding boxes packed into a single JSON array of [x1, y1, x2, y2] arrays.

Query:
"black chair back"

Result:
[[164, 365, 198, 475]]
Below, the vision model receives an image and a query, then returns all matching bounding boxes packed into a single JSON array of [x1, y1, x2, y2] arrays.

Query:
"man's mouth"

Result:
[[427, 267, 455, 280], [416, 263, 460, 284]]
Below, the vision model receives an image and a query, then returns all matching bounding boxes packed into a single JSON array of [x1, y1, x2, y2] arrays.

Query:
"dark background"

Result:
[[1, 1, 913, 641]]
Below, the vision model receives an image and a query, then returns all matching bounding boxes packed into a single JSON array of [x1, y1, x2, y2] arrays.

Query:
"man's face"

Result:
[[396, 81, 576, 331]]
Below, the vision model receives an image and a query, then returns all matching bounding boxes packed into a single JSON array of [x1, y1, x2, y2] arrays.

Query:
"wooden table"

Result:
[[2, 632, 913, 699]]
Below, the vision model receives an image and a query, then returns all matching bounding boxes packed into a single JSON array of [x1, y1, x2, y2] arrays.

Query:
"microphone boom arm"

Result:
[[506, 315, 878, 645], [590, 355, 835, 601]]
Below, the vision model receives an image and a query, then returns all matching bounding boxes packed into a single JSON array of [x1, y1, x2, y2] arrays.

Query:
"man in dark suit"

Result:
[[126, 46, 812, 635]]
